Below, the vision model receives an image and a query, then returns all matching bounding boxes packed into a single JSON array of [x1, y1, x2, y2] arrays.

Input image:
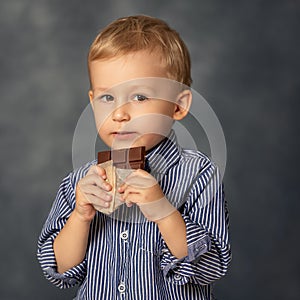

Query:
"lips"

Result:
[[112, 131, 138, 140], [113, 131, 136, 135]]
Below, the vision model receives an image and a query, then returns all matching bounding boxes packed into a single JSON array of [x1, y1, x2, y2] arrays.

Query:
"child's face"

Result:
[[89, 51, 190, 150]]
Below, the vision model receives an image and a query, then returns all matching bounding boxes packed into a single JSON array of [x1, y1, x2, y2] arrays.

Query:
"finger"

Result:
[[96, 164, 108, 179], [86, 165, 101, 175], [118, 183, 127, 194], [81, 174, 112, 192], [122, 193, 141, 205], [80, 185, 112, 202], [93, 203, 109, 211], [87, 194, 112, 209], [126, 168, 148, 178], [87, 165, 107, 180], [123, 170, 157, 189], [122, 187, 139, 203], [125, 201, 133, 207]]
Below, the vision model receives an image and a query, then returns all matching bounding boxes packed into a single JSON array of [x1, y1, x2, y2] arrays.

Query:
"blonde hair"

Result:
[[88, 15, 192, 87]]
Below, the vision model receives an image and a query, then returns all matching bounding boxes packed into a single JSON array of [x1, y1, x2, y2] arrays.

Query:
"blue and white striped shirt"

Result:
[[37, 130, 231, 299]]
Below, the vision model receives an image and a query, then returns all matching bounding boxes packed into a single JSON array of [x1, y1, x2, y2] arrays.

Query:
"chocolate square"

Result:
[[98, 146, 146, 170]]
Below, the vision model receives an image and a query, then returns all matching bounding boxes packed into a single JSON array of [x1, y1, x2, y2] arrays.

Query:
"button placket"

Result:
[[119, 228, 129, 296]]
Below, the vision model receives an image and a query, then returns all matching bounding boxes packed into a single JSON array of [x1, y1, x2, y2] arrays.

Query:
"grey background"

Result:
[[1, 0, 299, 299]]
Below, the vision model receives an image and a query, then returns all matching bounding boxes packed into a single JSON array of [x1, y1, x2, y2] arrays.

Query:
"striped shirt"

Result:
[[37, 130, 231, 299]]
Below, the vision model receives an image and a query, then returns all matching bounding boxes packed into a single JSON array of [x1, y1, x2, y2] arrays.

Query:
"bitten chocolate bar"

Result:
[[98, 146, 146, 169]]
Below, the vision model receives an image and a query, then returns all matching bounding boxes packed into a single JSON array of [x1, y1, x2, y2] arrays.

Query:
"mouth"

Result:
[[111, 131, 138, 140]]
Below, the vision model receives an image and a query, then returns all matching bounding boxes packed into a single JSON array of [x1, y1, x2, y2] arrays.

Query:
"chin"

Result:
[[134, 135, 166, 151], [106, 133, 166, 151]]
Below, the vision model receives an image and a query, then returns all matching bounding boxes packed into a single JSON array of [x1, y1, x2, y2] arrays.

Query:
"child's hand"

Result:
[[118, 169, 164, 205], [75, 165, 112, 222], [118, 170, 176, 222]]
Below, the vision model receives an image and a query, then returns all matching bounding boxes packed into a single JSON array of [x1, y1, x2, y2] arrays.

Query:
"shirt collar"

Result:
[[145, 129, 182, 175]]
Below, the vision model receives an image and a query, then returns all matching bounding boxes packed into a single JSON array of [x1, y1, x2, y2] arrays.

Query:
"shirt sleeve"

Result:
[[37, 172, 87, 289], [160, 163, 231, 285]]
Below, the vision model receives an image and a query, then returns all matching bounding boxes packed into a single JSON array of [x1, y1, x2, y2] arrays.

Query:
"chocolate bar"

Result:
[[95, 146, 145, 215], [98, 146, 146, 169]]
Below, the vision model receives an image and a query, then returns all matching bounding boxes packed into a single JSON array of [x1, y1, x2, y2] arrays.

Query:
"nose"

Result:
[[112, 103, 130, 122]]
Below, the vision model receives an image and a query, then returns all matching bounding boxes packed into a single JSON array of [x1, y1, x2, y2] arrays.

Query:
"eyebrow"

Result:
[[93, 84, 156, 93], [93, 86, 109, 93]]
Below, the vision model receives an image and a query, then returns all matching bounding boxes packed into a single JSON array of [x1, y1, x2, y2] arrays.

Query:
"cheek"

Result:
[[122, 113, 174, 136], [93, 106, 113, 131], [143, 102, 175, 116]]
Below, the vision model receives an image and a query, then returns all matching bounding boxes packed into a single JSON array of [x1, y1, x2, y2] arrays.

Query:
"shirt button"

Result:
[[118, 283, 126, 293], [174, 274, 182, 281], [196, 244, 207, 253], [68, 278, 78, 285], [120, 231, 128, 240]]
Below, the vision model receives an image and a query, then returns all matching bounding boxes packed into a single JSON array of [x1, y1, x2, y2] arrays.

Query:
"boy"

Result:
[[37, 15, 231, 299]]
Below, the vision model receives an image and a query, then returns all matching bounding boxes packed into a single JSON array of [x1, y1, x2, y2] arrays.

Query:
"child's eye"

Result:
[[132, 94, 149, 102], [98, 94, 114, 102]]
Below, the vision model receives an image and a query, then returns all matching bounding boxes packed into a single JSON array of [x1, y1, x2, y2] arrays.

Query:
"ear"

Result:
[[173, 89, 192, 121], [88, 90, 94, 110]]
